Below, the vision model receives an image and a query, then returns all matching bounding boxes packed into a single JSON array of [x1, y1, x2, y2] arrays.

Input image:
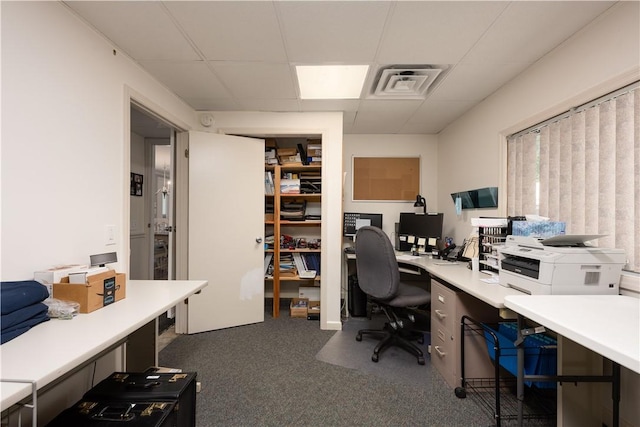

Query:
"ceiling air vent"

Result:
[[369, 65, 445, 100]]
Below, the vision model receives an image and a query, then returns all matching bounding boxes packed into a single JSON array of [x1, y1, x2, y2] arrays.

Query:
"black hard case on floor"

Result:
[[46, 400, 176, 426], [83, 372, 197, 427]]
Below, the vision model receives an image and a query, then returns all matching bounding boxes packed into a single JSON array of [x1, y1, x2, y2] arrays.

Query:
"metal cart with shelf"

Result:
[[454, 315, 557, 426]]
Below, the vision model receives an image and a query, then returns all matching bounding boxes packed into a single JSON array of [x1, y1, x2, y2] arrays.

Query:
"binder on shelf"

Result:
[[293, 253, 316, 279], [264, 171, 275, 195], [264, 253, 273, 276], [297, 143, 309, 165], [302, 253, 321, 275]]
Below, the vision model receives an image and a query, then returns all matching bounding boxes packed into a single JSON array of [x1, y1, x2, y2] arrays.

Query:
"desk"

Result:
[[394, 254, 524, 310], [0, 279, 207, 420], [345, 252, 525, 310], [345, 251, 525, 389], [504, 295, 640, 426]]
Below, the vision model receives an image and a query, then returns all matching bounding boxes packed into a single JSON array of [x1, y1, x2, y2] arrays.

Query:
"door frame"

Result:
[[124, 87, 189, 279], [206, 112, 343, 331]]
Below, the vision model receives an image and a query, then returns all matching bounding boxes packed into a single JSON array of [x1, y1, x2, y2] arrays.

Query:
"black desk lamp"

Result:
[[414, 195, 426, 215]]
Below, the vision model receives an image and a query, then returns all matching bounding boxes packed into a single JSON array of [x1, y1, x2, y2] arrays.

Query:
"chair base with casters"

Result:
[[353, 225, 431, 366], [356, 305, 428, 365]]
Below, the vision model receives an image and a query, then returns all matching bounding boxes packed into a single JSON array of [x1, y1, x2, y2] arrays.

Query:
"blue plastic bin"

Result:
[[483, 322, 557, 388]]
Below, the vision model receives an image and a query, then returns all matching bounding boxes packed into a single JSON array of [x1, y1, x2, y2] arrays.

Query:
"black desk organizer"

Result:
[[454, 316, 557, 426]]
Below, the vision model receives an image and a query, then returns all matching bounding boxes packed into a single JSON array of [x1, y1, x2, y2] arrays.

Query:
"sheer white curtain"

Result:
[[507, 86, 639, 272]]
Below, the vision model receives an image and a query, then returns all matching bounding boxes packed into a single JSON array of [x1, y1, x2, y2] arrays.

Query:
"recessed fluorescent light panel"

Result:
[[296, 65, 369, 99]]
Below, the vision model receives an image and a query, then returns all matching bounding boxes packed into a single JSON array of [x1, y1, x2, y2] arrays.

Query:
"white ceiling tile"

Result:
[[405, 100, 477, 134], [351, 99, 423, 133], [164, 1, 287, 62], [463, 1, 616, 64], [66, 1, 622, 135], [140, 61, 232, 99], [276, 1, 392, 63], [376, 1, 508, 64], [428, 61, 531, 102], [238, 99, 302, 112], [211, 63, 297, 99], [299, 100, 361, 112], [66, 1, 199, 61], [185, 98, 240, 112]]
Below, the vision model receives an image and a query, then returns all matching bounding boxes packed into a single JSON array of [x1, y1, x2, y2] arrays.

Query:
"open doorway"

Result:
[[130, 103, 177, 333]]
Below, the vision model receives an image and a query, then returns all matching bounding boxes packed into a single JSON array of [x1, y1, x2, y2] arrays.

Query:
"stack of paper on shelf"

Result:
[[279, 253, 296, 277], [277, 147, 301, 165], [280, 178, 300, 194], [306, 140, 322, 165], [300, 172, 321, 194], [305, 202, 321, 220], [281, 201, 306, 220]]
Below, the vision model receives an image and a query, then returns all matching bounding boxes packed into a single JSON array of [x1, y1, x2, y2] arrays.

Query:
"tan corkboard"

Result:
[[352, 157, 420, 201]]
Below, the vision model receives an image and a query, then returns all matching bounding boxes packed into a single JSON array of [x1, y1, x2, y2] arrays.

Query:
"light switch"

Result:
[[105, 225, 116, 245]]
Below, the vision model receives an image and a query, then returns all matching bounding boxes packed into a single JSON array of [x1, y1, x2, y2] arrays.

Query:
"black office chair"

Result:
[[354, 226, 431, 365]]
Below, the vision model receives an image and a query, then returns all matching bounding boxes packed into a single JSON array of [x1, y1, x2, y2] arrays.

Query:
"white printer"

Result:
[[498, 235, 626, 295]]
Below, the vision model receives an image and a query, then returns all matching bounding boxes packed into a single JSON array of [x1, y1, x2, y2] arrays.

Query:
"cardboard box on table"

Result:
[[53, 270, 126, 313], [34, 264, 87, 296]]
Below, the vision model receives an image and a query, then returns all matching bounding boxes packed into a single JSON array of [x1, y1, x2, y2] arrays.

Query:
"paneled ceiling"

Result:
[[65, 1, 616, 135]]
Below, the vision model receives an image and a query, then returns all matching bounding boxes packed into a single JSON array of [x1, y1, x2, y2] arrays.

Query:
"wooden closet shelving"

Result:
[[265, 163, 322, 317]]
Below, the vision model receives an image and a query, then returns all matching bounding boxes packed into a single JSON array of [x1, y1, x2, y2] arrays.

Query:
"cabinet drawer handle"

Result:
[[435, 309, 447, 320], [434, 346, 446, 357]]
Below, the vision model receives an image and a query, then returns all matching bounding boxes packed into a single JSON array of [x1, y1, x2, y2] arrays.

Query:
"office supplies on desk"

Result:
[[498, 235, 626, 295]]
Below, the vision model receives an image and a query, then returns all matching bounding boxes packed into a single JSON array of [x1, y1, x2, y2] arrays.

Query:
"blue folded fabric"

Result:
[[1, 306, 50, 344], [1, 280, 49, 315], [1, 302, 49, 331]]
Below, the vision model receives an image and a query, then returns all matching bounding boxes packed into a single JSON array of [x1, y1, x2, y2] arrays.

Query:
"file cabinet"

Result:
[[430, 277, 501, 388]]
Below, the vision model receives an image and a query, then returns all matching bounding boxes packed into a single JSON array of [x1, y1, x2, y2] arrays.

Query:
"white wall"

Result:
[[436, 3, 639, 426], [1, 2, 197, 279], [342, 134, 439, 239], [437, 1, 640, 245]]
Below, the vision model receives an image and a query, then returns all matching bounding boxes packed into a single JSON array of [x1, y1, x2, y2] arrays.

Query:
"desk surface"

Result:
[[504, 295, 640, 374], [346, 252, 526, 308], [395, 254, 525, 308], [0, 279, 207, 410]]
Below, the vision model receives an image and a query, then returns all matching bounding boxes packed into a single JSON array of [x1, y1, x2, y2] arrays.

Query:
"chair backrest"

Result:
[[355, 226, 400, 300]]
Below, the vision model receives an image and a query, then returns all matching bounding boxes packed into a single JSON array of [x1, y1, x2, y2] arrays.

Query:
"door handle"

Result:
[[256, 237, 263, 243]]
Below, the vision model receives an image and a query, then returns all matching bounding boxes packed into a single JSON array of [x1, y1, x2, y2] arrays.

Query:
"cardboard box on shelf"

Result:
[[307, 301, 320, 320], [53, 270, 126, 313], [290, 297, 308, 318], [277, 147, 297, 156]]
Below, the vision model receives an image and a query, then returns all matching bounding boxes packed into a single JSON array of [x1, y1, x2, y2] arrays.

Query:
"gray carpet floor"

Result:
[[159, 309, 549, 426]]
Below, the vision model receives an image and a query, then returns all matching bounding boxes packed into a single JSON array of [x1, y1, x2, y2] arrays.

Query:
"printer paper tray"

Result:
[[501, 260, 539, 279]]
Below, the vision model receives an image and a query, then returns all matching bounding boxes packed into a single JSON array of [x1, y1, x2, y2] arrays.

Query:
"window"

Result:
[[506, 82, 639, 273]]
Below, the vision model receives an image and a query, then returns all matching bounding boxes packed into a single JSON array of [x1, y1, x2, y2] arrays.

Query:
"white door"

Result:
[[187, 131, 265, 333]]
